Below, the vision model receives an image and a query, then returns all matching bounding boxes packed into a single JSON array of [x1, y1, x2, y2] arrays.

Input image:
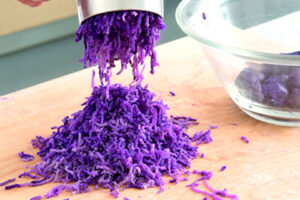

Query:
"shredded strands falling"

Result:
[[6, 84, 198, 198], [75, 11, 165, 88]]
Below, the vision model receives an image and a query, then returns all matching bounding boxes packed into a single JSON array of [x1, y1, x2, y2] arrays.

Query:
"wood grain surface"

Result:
[[0, 37, 299, 200]]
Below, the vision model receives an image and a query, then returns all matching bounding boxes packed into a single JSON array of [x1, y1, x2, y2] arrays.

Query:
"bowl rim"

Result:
[[175, 0, 300, 66]]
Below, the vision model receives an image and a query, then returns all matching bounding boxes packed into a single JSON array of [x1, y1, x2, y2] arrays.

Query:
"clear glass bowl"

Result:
[[176, 0, 300, 127]]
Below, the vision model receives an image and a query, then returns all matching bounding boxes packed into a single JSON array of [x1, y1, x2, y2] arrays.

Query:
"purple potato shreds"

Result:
[[30, 195, 42, 200], [220, 166, 226, 172], [209, 124, 218, 129], [18, 151, 34, 162], [179, 177, 189, 182], [169, 91, 176, 96], [192, 129, 213, 145], [75, 11, 165, 86], [184, 170, 191, 176], [171, 116, 199, 130], [19, 171, 40, 179], [124, 198, 130, 200], [229, 123, 238, 126], [169, 177, 178, 184], [0, 178, 16, 186], [187, 171, 238, 200], [240, 136, 249, 144], [5, 183, 28, 190], [202, 12, 206, 20], [10, 84, 197, 198]]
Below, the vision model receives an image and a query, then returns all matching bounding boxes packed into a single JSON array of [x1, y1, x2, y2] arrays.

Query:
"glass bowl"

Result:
[[176, 0, 300, 127]]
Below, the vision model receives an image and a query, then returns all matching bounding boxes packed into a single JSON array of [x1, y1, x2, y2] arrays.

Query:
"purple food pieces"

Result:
[[30, 195, 42, 200], [8, 84, 198, 198], [288, 68, 300, 89], [192, 129, 213, 145], [236, 66, 300, 109], [288, 88, 300, 108], [235, 68, 264, 103], [262, 76, 289, 107], [220, 166, 226, 172], [75, 11, 165, 86], [268, 74, 289, 86], [240, 136, 249, 143], [0, 178, 16, 186], [169, 91, 176, 96], [18, 152, 34, 162]]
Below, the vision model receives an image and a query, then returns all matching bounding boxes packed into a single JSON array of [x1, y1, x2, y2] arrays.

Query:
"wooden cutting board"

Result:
[[0, 37, 299, 200]]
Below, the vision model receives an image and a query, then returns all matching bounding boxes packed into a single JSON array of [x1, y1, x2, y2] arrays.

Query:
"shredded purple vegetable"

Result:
[[203, 180, 238, 199], [240, 136, 249, 143], [124, 197, 130, 200], [184, 170, 191, 176], [209, 124, 218, 129], [18, 151, 34, 162], [202, 12, 206, 20], [171, 116, 199, 130], [200, 153, 205, 158], [75, 11, 165, 87], [229, 123, 238, 126], [8, 84, 198, 198], [19, 171, 40, 179], [169, 177, 178, 184], [220, 166, 226, 172], [192, 129, 213, 145], [187, 170, 238, 200], [30, 195, 42, 200], [169, 91, 176, 96], [0, 178, 16, 186], [5, 183, 28, 190], [179, 177, 189, 182]]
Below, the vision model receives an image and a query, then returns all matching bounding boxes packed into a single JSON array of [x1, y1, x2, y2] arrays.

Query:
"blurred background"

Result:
[[0, 0, 184, 95]]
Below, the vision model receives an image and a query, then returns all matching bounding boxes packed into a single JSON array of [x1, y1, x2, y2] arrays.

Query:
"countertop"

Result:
[[0, 37, 299, 200]]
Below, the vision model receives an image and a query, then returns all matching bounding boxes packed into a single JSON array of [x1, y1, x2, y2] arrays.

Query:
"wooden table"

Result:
[[0, 37, 299, 200]]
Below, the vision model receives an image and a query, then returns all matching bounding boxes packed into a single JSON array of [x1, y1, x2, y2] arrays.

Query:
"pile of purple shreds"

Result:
[[4, 84, 198, 198], [75, 11, 165, 87]]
